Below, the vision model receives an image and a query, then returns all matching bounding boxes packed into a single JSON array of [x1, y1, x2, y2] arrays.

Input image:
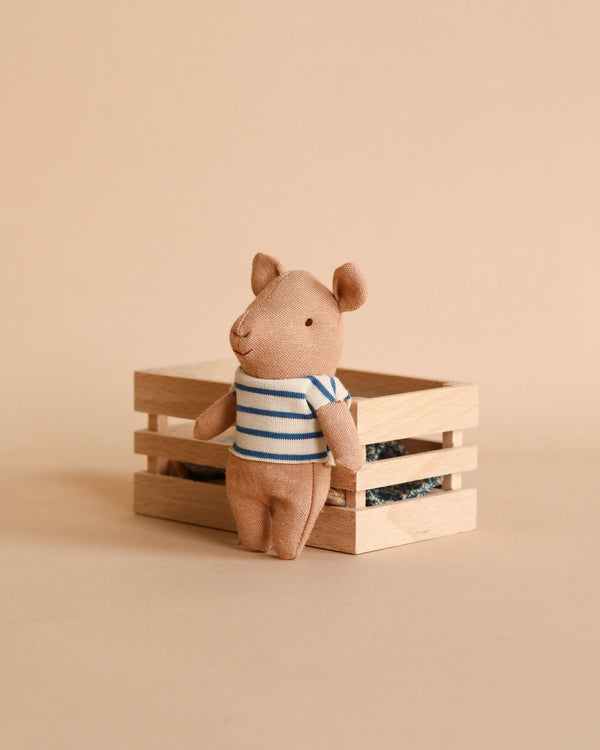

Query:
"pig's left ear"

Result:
[[332, 263, 368, 312], [251, 253, 285, 295]]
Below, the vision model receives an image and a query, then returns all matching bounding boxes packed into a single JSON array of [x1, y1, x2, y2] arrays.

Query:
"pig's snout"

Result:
[[230, 316, 253, 355]]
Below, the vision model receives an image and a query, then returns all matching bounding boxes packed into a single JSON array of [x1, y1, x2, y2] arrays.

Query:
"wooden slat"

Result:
[[336, 367, 444, 397], [139, 423, 468, 493], [141, 359, 237, 382], [330, 437, 442, 487], [147, 414, 169, 474], [135, 428, 231, 468], [134, 371, 230, 420], [443, 430, 463, 448], [133, 471, 358, 554], [344, 490, 366, 508], [354, 488, 477, 553], [357, 445, 476, 491], [148, 414, 167, 432], [307, 505, 357, 553], [443, 430, 464, 490], [330, 465, 355, 490], [134, 473, 476, 555], [355, 383, 478, 443], [137, 396, 458, 455], [168, 421, 234, 441], [134, 471, 236, 531], [139, 360, 445, 395], [331, 445, 476, 491]]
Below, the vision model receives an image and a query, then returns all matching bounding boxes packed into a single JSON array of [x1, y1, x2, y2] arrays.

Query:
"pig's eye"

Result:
[[305, 318, 313, 327]]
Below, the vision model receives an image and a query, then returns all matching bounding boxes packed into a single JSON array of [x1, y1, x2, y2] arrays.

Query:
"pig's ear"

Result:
[[251, 253, 285, 295], [332, 263, 368, 312]]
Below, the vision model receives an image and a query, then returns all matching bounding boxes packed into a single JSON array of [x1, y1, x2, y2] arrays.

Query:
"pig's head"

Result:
[[229, 253, 367, 379]]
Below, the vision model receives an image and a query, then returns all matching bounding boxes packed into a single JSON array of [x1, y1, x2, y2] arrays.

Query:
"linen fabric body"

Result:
[[229, 366, 351, 464], [227, 454, 332, 559]]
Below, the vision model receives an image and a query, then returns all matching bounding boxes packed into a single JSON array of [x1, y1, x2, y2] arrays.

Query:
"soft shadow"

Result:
[[7, 468, 243, 558], [40, 469, 134, 510]]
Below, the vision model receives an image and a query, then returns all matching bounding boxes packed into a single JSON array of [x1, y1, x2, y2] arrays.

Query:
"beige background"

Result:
[[1, 2, 598, 748]]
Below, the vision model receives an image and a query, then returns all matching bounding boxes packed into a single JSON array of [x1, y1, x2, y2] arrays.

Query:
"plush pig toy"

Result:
[[193, 253, 367, 559]]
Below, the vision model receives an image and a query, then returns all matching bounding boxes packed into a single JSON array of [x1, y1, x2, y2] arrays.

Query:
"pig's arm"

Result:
[[193, 392, 237, 440], [317, 401, 364, 472]]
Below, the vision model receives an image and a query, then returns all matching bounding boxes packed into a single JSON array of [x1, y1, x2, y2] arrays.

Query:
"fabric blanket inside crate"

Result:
[[178, 440, 442, 507]]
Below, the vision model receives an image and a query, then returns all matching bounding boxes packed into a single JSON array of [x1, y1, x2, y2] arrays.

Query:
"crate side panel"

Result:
[[142, 360, 237, 382], [135, 430, 231, 468], [143, 362, 442, 394], [134, 472, 358, 554], [331, 437, 446, 490], [336, 368, 444, 397], [134, 472, 237, 532], [134, 372, 230, 419], [308, 506, 358, 553], [356, 384, 478, 443], [355, 488, 477, 553], [354, 445, 478, 491]]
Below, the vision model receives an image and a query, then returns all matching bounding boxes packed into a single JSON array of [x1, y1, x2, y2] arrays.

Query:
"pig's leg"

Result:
[[226, 454, 272, 552], [271, 463, 332, 560]]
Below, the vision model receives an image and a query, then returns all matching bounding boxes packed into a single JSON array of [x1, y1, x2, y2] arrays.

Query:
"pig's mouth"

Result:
[[233, 349, 253, 356]]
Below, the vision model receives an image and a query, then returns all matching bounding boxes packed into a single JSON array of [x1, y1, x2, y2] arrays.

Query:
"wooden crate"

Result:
[[133, 360, 478, 554]]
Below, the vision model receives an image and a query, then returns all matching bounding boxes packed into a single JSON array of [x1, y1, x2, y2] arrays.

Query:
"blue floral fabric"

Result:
[[364, 441, 442, 506]]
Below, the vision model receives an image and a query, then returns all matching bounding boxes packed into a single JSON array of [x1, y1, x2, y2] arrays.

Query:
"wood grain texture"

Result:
[[355, 383, 478, 443], [148, 414, 168, 432], [140, 360, 445, 395], [443, 430, 463, 449], [331, 444, 476, 491], [336, 367, 444, 397], [306, 505, 357, 553], [134, 472, 236, 531], [134, 474, 476, 555], [443, 475, 462, 491], [134, 471, 359, 553], [355, 445, 477, 491], [442, 430, 464, 490], [354, 488, 477, 553], [135, 429, 231, 468], [146, 414, 169, 474], [134, 372, 231, 420], [344, 489, 366, 508], [330, 465, 355, 490], [141, 359, 238, 382]]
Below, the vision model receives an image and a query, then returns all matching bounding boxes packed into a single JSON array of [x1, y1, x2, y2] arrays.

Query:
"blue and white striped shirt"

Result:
[[229, 367, 351, 464]]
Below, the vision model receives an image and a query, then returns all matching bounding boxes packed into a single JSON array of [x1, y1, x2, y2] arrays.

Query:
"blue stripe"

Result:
[[308, 375, 335, 403], [237, 425, 324, 440], [234, 381, 306, 399], [233, 443, 328, 461], [237, 405, 315, 420], [330, 376, 336, 395]]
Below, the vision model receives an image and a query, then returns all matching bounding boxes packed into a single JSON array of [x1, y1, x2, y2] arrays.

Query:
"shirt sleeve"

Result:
[[306, 375, 351, 412]]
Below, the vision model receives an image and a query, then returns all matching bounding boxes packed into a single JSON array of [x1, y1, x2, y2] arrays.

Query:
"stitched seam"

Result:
[[236, 270, 293, 353], [247, 271, 293, 320], [293, 462, 318, 558]]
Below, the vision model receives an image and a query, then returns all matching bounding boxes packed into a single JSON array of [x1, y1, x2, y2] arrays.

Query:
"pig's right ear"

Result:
[[251, 253, 285, 295], [332, 263, 368, 312]]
